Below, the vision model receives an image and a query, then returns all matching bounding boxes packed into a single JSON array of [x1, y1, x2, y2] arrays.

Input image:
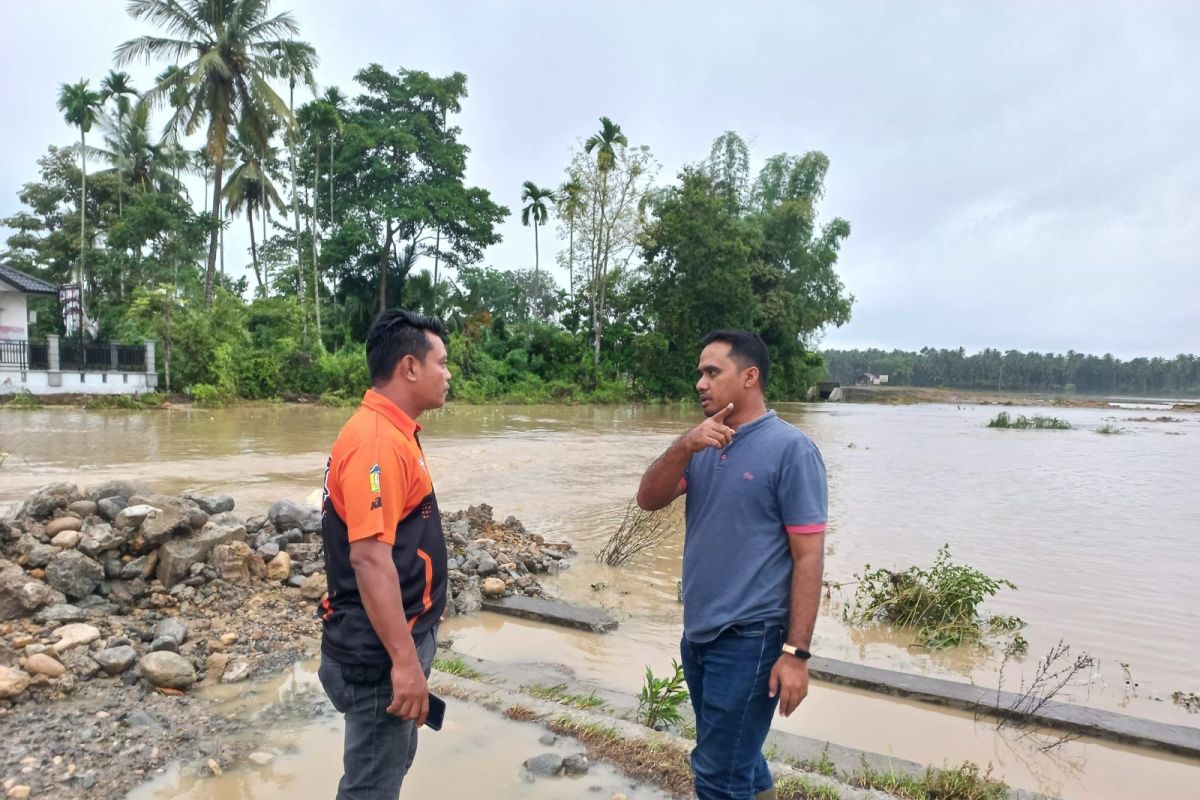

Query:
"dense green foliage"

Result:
[[845, 545, 1025, 651], [4, 5, 856, 404], [824, 347, 1200, 397]]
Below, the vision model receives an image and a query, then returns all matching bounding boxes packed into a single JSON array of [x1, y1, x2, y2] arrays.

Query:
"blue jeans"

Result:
[[318, 628, 437, 800], [681, 622, 783, 800]]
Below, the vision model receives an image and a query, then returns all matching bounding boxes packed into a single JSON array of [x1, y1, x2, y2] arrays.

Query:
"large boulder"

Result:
[[19, 483, 81, 520], [184, 494, 235, 515], [267, 500, 316, 532], [265, 551, 292, 582], [0, 665, 31, 699], [45, 517, 83, 536], [209, 541, 261, 584], [52, 623, 101, 653], [95, 645, 138, 675], [124, 495, 209, 555], [138, 651, 196, 690], [96, 496, 128, 523], [77, 524, 127, 560], [45, 550, 105, 600], [88, 481, 145, 503], [155, 517, 247, 587], [0, 560, 64, 619]]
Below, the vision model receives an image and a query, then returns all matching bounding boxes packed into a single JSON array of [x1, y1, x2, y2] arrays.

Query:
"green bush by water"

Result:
[[845, 544, 1025, 650], [986, 411, 1071, 430]]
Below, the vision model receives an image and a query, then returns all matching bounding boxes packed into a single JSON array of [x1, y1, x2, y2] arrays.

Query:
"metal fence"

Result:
[[0, 339, 145, 372]]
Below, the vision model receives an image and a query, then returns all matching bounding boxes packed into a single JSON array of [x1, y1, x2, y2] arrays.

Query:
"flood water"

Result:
[[2, 400, 1198, 798]]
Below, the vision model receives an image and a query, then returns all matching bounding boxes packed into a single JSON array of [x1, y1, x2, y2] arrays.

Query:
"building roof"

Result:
[[0, 264, 58, 295]]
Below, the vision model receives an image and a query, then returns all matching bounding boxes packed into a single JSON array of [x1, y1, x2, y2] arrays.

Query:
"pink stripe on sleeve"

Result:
[[785, 522, 826, 535]]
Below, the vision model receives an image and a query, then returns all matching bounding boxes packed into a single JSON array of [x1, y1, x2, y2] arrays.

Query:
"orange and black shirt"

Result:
[[319, 389, 448, 666]]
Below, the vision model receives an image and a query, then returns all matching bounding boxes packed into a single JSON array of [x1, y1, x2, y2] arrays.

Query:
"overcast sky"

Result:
[[2, 1, 1197, 358]]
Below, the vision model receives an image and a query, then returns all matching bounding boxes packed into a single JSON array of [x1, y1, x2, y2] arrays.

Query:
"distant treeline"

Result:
[[822, 348, 1200, 397]]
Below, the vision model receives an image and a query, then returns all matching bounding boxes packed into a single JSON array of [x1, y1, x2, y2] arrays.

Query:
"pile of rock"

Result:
[[443, 504, 573, 615], [0, 483, 570, 706]]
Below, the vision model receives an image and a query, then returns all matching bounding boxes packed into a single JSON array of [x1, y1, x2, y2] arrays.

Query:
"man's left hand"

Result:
[[768, 654, 809, 717]]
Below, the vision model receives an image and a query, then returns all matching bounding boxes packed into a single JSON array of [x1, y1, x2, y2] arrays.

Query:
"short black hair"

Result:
[[366, 309, 447, 386], [700, 329, 770, 389]]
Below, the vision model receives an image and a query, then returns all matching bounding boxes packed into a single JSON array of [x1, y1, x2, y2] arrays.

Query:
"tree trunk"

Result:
[[533, 218, 540, 318], [432, 228, 441, 316], [289, 81, 302, 302], [79, 127, 87, 321], [164, 298, 172, 394], [205, 153, 223, 306], [311, 148, 320, 340], [378, 220, 395, 314], [248, 209, 263, 291], [568, 217, 574, 303], [262, 202, 270, 294]]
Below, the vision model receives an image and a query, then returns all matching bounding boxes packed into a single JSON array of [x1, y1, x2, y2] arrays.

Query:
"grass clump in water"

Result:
[[526, 683, 605, 710], [1095, 423, 1123, 435], [432, 656, 481, 680], [987, 411, 1071, 430], [2, 390, 42, 409], [845, 545, 1024, 650], [548, 717, 694, 797], [775, 775, 842, 800]]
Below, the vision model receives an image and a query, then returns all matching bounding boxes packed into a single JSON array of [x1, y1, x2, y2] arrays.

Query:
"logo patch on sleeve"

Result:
[[369, 464, 381, 494]]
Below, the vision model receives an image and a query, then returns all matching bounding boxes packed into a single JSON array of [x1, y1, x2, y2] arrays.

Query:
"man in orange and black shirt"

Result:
[[317, 309, 450, 800]]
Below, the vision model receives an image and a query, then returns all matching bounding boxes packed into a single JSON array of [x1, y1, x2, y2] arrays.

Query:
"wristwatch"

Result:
[[781, 643, 812, 660]]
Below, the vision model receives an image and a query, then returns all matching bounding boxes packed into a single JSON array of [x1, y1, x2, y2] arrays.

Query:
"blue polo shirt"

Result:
[[681, 410, 828, 643]]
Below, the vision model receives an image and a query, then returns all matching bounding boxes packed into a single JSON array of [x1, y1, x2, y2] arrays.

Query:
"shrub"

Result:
[[845, 545, 1024, 650]]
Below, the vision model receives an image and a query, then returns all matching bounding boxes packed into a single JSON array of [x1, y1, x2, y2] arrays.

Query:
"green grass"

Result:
[[2, 390, 42, 409], [432, 657, 481, 680], [526, 683, 605, 710], [799, 749, 838, 778], [1095, 423, 1123, 435], [775, 775, 842, 800], [845, 756, 1008, 800], [987, 411, 1071, 430]]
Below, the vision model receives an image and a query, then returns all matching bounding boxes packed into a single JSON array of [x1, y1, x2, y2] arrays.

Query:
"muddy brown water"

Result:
[[2, 401, 1198, 799]]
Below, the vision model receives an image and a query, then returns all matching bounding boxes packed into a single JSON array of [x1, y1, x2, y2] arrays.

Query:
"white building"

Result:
[[0, 264, 158, 396]]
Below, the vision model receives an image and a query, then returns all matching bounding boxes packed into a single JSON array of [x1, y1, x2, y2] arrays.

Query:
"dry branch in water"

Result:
[[597, 498, 678, 566]]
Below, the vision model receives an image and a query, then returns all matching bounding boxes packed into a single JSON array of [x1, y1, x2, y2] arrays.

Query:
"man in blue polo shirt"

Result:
[[637, 329, 827, 800]]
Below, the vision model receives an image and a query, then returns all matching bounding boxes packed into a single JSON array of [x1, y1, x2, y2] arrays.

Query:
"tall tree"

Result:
[[519, 180, 555, 309], [577, 117, 654, 369], [318, 65, 505, 325], [224, 133, 285, 294], [117, 0, 306, 306], [100, 70, 139, 218], [296, 89, 342, 339], [705, 131, 751, 213], [56, 79, 104, 313], [555, 178, 584, 300], [268, 40, 319, 310]]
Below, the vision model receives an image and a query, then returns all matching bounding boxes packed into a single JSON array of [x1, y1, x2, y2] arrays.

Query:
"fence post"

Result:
[[47, 334, 62, 387], [110, 343, 119, 372], [144, 340, 158, 389]]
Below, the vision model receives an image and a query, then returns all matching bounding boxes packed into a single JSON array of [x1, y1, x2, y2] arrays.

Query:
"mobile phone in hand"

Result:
[[425, 692, 446, 731]]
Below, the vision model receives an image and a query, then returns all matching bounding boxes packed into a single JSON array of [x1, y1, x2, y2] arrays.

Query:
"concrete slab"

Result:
[[481, 595, 619, 633], [811, 657, 1200, 759]]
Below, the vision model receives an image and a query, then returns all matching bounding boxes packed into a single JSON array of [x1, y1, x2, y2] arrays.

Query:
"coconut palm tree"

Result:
[[100, 71, 139, 217], [268, 41, 319, 291], [556, 177, 584, 301], [583, 117, 628, 367], [224, 133, 286, 294], [98, 98, 181, 196], [520, 181, 555, 282], [116, 0, 307, 306], [56, 79, 104, 304]]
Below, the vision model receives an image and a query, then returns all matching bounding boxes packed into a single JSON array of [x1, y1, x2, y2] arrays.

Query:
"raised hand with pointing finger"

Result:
[[682, 402, 736, 452]]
